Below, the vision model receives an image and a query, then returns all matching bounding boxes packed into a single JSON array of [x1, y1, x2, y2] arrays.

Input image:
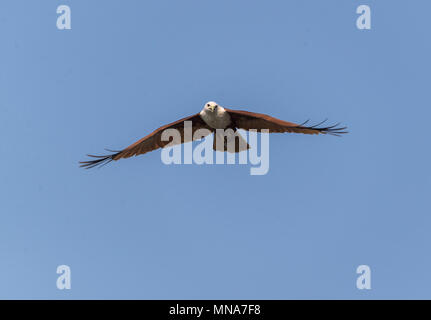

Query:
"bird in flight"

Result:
[[80, 101, 347, 169]]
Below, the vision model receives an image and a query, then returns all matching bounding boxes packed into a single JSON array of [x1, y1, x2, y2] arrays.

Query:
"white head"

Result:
[[203, 101, 219, 113]]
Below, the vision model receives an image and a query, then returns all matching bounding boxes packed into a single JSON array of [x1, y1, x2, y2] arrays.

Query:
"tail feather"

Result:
[[213, 130, 250, 153]]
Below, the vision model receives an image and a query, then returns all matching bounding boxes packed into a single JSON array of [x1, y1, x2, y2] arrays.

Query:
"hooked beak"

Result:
[[209, 106, 215, 112]]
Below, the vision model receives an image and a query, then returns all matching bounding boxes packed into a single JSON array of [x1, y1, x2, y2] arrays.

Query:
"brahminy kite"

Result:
[[80, 101, 347, 168]]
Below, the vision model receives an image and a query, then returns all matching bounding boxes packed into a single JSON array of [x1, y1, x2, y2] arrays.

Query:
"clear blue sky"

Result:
[[1, 0, 430, 299]]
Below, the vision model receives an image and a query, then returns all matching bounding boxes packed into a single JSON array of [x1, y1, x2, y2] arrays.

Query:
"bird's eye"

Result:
[[207, 104, 210, 107]]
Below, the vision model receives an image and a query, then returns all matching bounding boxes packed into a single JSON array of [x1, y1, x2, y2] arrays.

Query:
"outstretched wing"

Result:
[[80, 113, 213, 169], [225, 108, 347, 136]]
